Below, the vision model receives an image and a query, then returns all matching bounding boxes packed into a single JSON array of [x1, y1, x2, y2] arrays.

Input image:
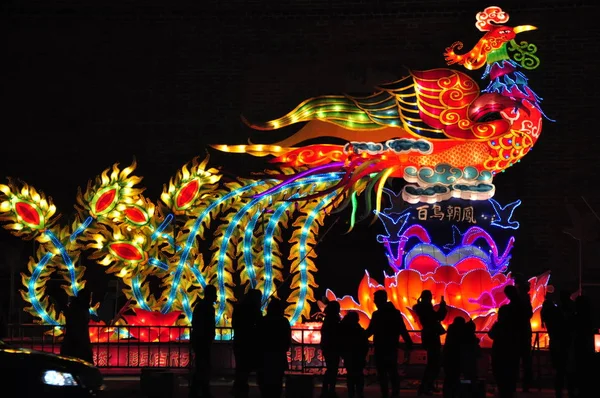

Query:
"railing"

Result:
[[3, 324, 554, 384]]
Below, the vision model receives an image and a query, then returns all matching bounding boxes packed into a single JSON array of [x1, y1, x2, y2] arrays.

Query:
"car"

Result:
[[0, 339, 105, 397]]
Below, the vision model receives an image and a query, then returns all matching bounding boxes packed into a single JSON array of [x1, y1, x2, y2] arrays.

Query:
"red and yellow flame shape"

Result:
[[0, 181, 58, 238], [326, 265, 550, 347]]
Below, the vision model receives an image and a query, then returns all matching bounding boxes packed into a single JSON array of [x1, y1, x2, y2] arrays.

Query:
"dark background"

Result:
[[1, 0, 599, 320]]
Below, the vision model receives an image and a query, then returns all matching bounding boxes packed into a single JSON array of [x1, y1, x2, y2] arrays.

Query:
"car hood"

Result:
[[1, 345, 94, 367], [1, 345, 104, 390]]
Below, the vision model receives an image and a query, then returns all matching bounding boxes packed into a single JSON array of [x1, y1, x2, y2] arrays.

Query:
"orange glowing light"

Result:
[[326, 268, 551, 348], [291, 322, 322, 344]]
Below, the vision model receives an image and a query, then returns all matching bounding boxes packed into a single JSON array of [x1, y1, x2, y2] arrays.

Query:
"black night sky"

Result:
[[1, 1, 599, 321]]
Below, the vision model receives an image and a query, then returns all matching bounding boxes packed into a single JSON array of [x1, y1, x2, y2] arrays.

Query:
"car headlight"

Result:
[[42, 370, 79, 386]]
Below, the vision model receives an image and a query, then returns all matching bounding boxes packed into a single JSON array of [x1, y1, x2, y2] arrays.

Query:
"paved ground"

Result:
[[103, 376, 557, 397]]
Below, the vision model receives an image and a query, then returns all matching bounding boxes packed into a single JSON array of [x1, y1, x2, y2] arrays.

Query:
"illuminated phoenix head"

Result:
[[444, 6, 537, 70]]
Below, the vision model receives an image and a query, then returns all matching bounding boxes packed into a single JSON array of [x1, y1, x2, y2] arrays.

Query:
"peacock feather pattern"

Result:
[[0, 156, 345, 334]]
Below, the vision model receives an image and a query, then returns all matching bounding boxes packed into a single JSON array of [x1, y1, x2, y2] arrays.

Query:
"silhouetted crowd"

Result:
[[541, 289, 597, 398], [186, 282, 598, 398], [189, 287, 292, 398], [55, 282, 597, 398]]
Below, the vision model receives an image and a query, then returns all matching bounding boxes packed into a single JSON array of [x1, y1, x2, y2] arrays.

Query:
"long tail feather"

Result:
[[284, 173, 352, 203], [252, 162, 345, 199], [357, 176, 381, 223], [241, 95, 373, 131]]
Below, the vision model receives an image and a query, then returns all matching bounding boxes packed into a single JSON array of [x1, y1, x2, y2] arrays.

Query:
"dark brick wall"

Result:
[[1, 1, 599, 292]]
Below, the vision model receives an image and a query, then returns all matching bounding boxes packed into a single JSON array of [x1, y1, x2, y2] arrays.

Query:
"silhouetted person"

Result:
[[461, 319, 480, 382], [541, 291, 575, 398], [320, 301, 341, 398], [340, 311, 369, 398], [190, 285, 217, 398], [489, 306, 520, 398], [571, 295, 596, 397], [257, 298, 291, 398], [442, 317, 466, 398], [414, 290, 447, 395], [513, 274, 534, 392], [366, 290, 413, 398], [232, 289, 263, 398], [60, 290, 93, 363], [441, 316, 480, 398]]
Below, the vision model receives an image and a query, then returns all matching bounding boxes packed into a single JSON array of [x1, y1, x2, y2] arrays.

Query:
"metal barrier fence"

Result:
[[3, 324, 552, 383]]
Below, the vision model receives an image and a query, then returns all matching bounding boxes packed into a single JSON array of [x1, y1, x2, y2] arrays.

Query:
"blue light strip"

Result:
[[28, 252, 59, 325], [148, 257, 169, 271], [132, 275, 151, 311], [162, 181, 267, 313], [181, 289, 192, 321], [444, 225, 464, 251], [215, 174, 342, 323], [489, 199, 521, 230], [70, 216, 93, 241], [130, 213, 183, 310], [149, 214, 180, 250], [129, 216, 179, 312], [188, 265, 206, 289], [242, 210, 262, 288], [262, 198, 296, 308], [375, 211, 410, 243], [161, 234, 181, 250], [28, 219, 94, 325], [290, 191, 338, 325], [45, 230, 79, 296], [215, 199, 267, 321], [151, 213, 174, 241]]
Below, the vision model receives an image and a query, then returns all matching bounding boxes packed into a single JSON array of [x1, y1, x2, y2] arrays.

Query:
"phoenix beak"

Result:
[[514, 25, 537, 34]]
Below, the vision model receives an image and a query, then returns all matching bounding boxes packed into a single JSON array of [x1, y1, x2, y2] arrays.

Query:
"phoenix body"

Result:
[[215, 6, 548, 208]]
